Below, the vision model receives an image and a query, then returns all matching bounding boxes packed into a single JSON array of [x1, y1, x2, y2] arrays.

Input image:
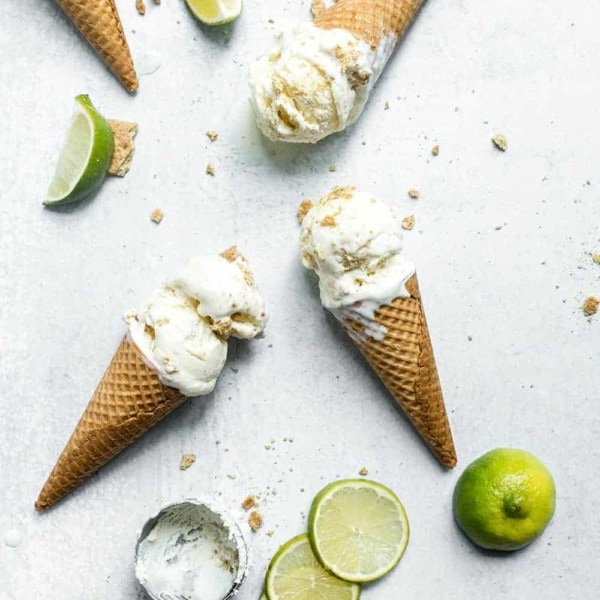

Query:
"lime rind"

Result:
[[308, 479, 409, 583], [185, 0, 243, 25], [44, 94, 114, 207], [265, 534, 360, 600]]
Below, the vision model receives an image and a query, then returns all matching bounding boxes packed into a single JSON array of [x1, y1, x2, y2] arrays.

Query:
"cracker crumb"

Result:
[[408, 188, 420, 199], [495, 224, 503, 231], [583, 296, 599, 316], [384, 101, 390, 110], [591, 253, 600, 265], [107, 120, 138, 177], [136, 0, 146, 15], [242, 495, 257, 511], [206, 163, 216, 176], [297, 200, 314, 224], [492, 133, 508, 151], [227, 474, 237, 480], [206, 130, 219, 142], [268, 18, 275, 23], [150, 208, 164, 224], [179, 453, 196, 470], [329, 165, 337, 172], [432, 144, 440, 156], [248, 511, 263, 532], [358, 467, 369, 476], [264, 443, 272, 450], [401, 215, 416, 230], [320, 215, 336, 227], [153, 0, 160, 4]]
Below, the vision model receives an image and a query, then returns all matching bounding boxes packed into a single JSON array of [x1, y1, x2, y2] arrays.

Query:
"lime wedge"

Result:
[[265, 534, 360, 600], [44, 94, 114, 206], [259, 594, 268, 600], [185, 0, 242, 25], [308, 479, 409, 583]]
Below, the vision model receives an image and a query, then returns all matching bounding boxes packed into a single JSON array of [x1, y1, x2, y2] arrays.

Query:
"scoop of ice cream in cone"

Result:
[[298, 188, 456, 467], [249, 0, 426, 143], [35, 247, 267, 511]]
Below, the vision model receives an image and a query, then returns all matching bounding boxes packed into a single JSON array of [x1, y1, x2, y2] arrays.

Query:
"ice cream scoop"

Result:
[[249, 0, 426, 143], [299, 187, 457, 467]]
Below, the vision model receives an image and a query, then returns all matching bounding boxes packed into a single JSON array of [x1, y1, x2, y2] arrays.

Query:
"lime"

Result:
[[265, 534, 360, 600], [185, 0, 242, 25], [259, 594, 267, 600], [308, 479, 409, 583], [44, 95, 114, 207], [453, 448, 556, 551]]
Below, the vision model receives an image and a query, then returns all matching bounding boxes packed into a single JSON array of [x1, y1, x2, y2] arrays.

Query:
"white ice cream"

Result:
[[125, 248, 267, 396], [249, 24, 373, 143], [136, 503, 244, 600], [299, 187, 415, 340]]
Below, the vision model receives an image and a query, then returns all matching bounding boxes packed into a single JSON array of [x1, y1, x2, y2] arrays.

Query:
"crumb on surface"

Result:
[[136, 0, 146, 15], [266, 530, 275, 537], [268, 18, 275, 23], [180, 453, 196, 470], [206, 163, 215, 176], [359, 467, 369, 476], [591, 253, 600, 265], [492, 133, 508, 151], [248, 511, 263, 532], [242, 495, 257, 511], [408, 188, 420, 199], [320, 215, 336, 227], [329, 165, 337, 172], [220, 245, 241, 263], [432, 144, 440, 156], [297, 200, 314, 224], [107, 120, 138, 177], [583, 296, 599, 316], [402, 215, 416, 230], [150, 208, 164, 224], [384, 101, 390, 110], [206, 130, 219, 142]]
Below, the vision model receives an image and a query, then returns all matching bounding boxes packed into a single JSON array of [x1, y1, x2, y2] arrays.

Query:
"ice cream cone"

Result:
[[343, 274, 457, 468], [35, 335, 186, 511], [312, 0, 426, 51], [55, 0, 139, 92]]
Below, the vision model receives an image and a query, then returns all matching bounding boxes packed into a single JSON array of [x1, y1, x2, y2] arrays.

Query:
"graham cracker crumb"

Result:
[[432, 145, 440, 156], [206, 163, 216, 176], [180, 453, 196, 470], [268, 18, 275, 23], [107, 120, 138, 177], [153, 0, 160, 4], [136, 0, 146, 15], [320, 215, 336, 227], [206, 130, 219, 142], [408, 188, 420, 199], [248, 511, 263, 532], [297, 200, 314, 224], [359, 467, 369, 476], [242, 495, 257, 511], [329, 165, 337, 172], [150, 208, 164, 224], [492, 133, 508, 151], [402, 215, 416, 230], [591, 253, 600, 265], [220, 245, 241, 263], [583, 296, 599, 316]]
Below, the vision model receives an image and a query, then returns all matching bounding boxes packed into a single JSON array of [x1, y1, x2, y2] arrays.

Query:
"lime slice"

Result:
[[44, 94, 114, 206], [259, 594, 268, 600], [265, 534, 360, 600], [308, 479, 409, 583], [185, 0, 242, 25]]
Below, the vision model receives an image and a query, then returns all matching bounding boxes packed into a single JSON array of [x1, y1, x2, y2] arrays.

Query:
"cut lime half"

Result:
[[185, 0, 242, 25], [308, 479, 409, 583], [265, 534, 360, 600], [44, 94, 114, 206]]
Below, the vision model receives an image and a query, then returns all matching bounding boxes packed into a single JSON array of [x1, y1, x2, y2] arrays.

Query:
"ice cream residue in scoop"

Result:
[[125, 247, 267, 396], [299, 187, 415, 340]]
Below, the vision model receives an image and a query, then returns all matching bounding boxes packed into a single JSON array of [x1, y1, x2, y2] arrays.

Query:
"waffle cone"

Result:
[[313, 0, 426, 50], [344, 274, 457, 468], [35, 336, 186, 511], [55, 0, 138, 92]]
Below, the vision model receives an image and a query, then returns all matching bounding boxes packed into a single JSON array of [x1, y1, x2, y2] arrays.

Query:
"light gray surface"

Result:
[[1, 0, 599, 597]]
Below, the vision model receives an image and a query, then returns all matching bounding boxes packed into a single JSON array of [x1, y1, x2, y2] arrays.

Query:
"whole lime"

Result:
[[453, 448, 555, 551]]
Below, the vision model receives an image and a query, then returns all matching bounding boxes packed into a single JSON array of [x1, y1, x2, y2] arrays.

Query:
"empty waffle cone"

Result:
[[343, 274, 457, 468], [312, 0, 426, 51], [55, 0, 138, 92], [35, 336, 186, 511]]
